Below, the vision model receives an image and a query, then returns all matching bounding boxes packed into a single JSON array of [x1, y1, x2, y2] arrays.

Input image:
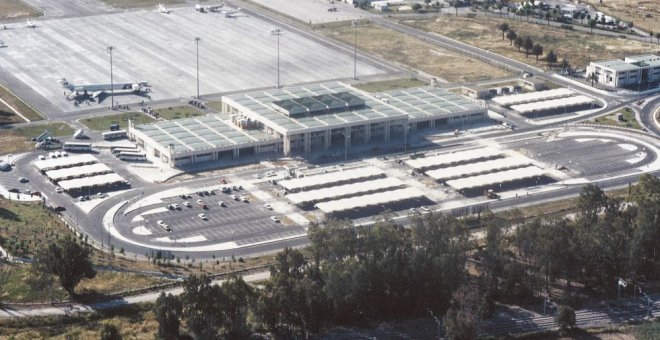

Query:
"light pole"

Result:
[[352, 20, 358, 80], [105, 46, 114, 109], [269, 28, 283, 88], [194, 36, 201, 99]]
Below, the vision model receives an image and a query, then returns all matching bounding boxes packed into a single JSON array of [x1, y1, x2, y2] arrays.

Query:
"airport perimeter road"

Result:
[[0, 271, 269, 318], [639, 96, 660, 136]]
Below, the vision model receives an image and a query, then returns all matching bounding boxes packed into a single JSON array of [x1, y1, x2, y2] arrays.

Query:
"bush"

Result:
[[560, 24, 573, 30], [466, 13, 477, 18], [556, 305, 576, 332]]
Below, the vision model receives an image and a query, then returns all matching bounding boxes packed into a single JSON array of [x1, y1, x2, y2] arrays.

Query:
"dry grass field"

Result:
[[583, 0, 660, 35], [0, 85, 43, 122], [404, 16, 660, 70], [0, 0, 40, 20], [316, 24, 511, 83], [0, 122, 73, 155]]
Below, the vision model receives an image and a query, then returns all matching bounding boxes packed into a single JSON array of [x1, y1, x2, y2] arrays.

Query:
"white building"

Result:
[[587, 54, 660, 88]]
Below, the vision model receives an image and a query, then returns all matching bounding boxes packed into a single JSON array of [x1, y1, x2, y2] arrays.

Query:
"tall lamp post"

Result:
[[105, 46, 114, 109], [352, 20, 358, 80], [269, 28, 284, 88], [194, 36, 202, 99]]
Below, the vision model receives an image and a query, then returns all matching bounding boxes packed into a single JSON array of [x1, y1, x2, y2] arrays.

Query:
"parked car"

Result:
[[97, 192, 107, 198], [56, 187, 64, 193], [270, 216, 280, 223], [183, 201, 191, 207], [264, 204, 272, 210], [198, 213, 207, 220], [218, 201, 226, 207], [18, 177, 29, 183]]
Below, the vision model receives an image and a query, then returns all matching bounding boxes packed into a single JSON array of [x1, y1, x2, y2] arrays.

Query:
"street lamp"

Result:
[[269, 28, 284, 88], [428, 309, 441, 339], [194, 36, 202, 99], [105, 46, 114, 109], [352, 20, 358, 80]]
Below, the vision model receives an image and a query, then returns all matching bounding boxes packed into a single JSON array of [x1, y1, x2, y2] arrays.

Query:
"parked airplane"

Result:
[[59, 78, 149, 101], [222, 7, 241, 18], [157, 3, 171, 14], [195, 4, 224, 13], [25, 19, 36, 28]]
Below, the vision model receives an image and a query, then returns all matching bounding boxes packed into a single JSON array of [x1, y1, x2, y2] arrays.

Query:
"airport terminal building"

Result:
[[129, 82, 487, 167]]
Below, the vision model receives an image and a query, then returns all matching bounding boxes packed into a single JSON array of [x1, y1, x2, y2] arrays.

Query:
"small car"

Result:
[[55, 187, 64, 193], [18, 177, 29, 183], [420, 206, 430, 212], [198, 213, 207, 220], [172, 203, 180, 210], [183, 201, 191, 207], [230, 194, 239, 201], [241, 196, 249, 203], [252, 174, 261, 179], [264, 204, 272, 210], [97, 192, 107, 198], [218, 201, 226, 207], [38, 155, 46, 160], [270, 216, 280, 223]]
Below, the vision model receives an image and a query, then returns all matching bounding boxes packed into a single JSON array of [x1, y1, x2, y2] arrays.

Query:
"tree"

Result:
[[588, 19, 597, 34], [523, 36, 534, 57], [181, 275, 224, 339], [628, 21, 634, 33], [498, 22, 509, 40], [32, 236, 96, 296], [412, 3, 422, 11], [514, 36, 524, 51], [100, 324, 122, 340], [600, 15, 606, 29], [443, 285, 480, 340], [545, 12, 551, 25], [556, 305, 576, 332], [545, 50, 557, 67], [154, 292, 182, 340], [532, 43, 543, 61], [560, 58, 570, 74], [506, 30, 517, 45], [221, 275, 255, 336], [656, 32, 660, 44]]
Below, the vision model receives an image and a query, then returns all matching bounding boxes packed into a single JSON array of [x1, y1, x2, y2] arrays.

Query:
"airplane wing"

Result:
[[91, 91, 104, 99]]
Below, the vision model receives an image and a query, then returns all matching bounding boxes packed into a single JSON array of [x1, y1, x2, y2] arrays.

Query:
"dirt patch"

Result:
[[404, 16, 660, 71], [0, 0, 41, 20], [315, 24, 511, 83], [0, 85, 43, 122]]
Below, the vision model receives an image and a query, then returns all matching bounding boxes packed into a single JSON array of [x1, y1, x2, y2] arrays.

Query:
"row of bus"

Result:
[[110, 145, 146, 161]]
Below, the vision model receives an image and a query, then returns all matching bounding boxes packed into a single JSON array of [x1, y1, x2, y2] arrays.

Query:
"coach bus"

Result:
[[118, 151, 146, 162], [63, 142, 92, 152], [102, 129, 128, 140], [111, 146, 138, 155]]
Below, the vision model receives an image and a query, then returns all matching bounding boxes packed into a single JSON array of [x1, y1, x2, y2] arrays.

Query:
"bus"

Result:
[[118, 151, 146, 161], [102, 129, 127, 140], [111, 146, 138, 155], [63, 142, 92, 152]]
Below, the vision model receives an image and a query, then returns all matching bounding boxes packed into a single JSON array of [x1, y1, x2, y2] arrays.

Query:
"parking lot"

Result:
[[511, 136, 653, 177], [128, 188, 305, 247]]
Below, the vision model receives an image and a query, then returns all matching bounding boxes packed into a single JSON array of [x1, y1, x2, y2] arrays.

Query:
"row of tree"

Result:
[[497, 22, 571, 72]]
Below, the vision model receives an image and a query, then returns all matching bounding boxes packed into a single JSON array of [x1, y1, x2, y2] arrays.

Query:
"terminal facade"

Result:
[[129, 82, 487, 167]]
